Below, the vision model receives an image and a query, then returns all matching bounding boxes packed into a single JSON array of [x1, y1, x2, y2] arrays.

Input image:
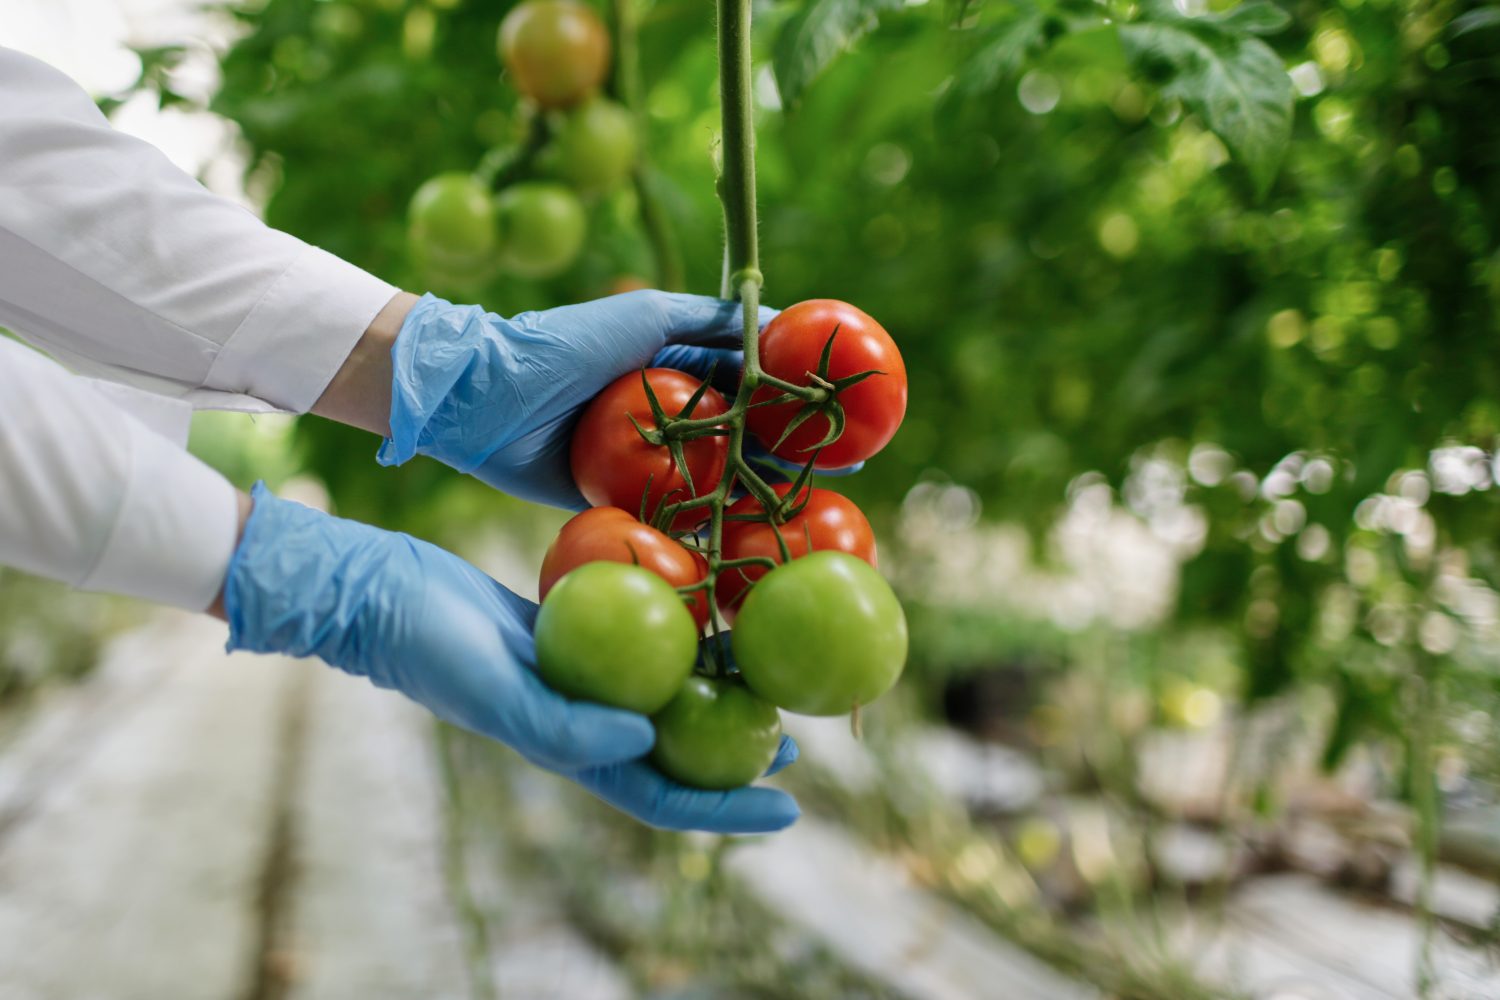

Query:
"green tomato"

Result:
[[535, 562, 698, 715], [407, 173, 497, 268], [549, 98, 638, 192], [494, 181, 587, 279], [651, 675, 782, 790], [732, 552, 908, 716]]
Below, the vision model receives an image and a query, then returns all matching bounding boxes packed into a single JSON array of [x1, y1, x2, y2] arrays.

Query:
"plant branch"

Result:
[[611, 0, 686, 291], [477, 112, 549, 190]]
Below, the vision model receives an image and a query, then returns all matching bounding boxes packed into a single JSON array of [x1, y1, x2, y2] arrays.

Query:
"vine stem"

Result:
[[610, 0, 686, 290], [695, 0, 763, 666], [476, 112, 549, 190]]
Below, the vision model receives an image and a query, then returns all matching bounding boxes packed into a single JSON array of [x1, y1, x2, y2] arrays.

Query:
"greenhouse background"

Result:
[[2, 0, 1500, 996]]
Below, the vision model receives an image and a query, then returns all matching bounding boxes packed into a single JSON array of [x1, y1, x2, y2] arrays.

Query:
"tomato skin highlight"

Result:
[[540, 507, 710, 629], [651, 675, 782, 790], [534, 562, 698, 715], [498, 0, 610, 109], [732, 552, 907, 716], [716, 483, 877, 622], [570, 369, 729, 533], [745, 299, 908, 469]]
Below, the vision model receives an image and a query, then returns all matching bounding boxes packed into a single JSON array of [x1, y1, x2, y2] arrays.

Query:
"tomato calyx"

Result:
[[749, 327, 884, 457], [619, 367, 736, 533]]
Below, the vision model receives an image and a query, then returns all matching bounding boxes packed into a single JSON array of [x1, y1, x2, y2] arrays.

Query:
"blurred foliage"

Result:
[[119, 0, 1500, 775], [0, 571, 118, 705], [443, 728, 902, 998]]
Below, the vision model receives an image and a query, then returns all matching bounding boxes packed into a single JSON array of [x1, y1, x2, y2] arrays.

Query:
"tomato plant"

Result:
[[651, 675, 782, 789], [407, 172, 496, 269], [494, 181, 587, 279], [716, 482, 877, 621], [732, 553, 907, 716], [745, 300, 908, 469], [570, 368, 729, 532], [546, 98, 638, 193], [534, 562, 698, 715], [540, 507, 710, 629], [497, 0, 610, 110]]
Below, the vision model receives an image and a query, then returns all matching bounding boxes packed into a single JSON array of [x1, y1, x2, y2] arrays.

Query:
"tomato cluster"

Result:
[[533, 299, 911, 791], [406, 0, 638, 288]]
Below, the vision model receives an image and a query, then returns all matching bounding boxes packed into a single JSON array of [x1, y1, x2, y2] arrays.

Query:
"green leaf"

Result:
[[1119, 18, 1293, 196], [1451, 6, 1500, 39], [773, 0, 906, 107], [953, 8, 1050, 95], [1137, 0, 1290, 36], [1214, 2, 1293, 37]]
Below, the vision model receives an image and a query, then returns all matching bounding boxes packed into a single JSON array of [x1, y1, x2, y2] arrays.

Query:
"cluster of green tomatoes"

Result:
[[406, 0, 637, 288]]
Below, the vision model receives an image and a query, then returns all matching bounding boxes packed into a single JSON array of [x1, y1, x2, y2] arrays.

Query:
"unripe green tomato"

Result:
[[732, 552, 908, 716], [495, 181, 587, 279], [535, 562, 698, 715], [651, 675, 782, 790], [407, 172, 497, 269], [549, 98, 638, 192]]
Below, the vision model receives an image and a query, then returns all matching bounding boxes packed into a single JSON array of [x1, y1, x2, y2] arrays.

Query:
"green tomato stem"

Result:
[[609, 0, 685, 291], [479, 112, 550, 191], [657, 0, 771, 673]]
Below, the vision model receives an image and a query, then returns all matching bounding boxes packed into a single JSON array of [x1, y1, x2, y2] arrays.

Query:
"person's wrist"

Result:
[[376, 294, 496, 472], [311, 290, 419, 436], [207, 489, 255, 621]]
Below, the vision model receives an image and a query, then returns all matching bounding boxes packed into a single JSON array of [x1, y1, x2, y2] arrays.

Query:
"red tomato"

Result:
[[716, 482, 877, 622], [540, 507, 710, 629], [571, 368, 729, 532], [745, 299, 908, 469]]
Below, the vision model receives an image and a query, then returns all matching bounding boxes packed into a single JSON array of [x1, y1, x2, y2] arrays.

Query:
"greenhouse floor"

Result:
[[0, 610, 1496, 999]]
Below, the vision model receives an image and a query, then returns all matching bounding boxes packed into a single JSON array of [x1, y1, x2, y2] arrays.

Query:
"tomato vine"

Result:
[[638, 0, 838, 672]]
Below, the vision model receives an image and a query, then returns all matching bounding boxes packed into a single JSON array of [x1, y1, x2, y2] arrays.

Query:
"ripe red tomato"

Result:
[[745, 299, 908, 469], [540, 507, 710, 629], [716, 483, 877, 622], [571, 369, 729, 532], [498, 0, 610, 109]]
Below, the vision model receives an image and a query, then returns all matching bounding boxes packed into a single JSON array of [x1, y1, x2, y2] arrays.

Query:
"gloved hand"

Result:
[[379, 290, 775, 510], [224, 482, 800, 834]]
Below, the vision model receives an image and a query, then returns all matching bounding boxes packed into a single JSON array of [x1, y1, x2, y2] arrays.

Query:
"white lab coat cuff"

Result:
[[80, 416, 239, 611], [205, 244, 398, 413]]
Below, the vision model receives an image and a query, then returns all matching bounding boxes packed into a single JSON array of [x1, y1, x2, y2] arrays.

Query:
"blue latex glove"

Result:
[[379, 290, 775, 510], [224, 483, 800, 834]]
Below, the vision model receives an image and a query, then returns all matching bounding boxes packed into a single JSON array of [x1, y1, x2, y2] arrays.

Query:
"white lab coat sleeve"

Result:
[[0, 337, 239, 611], [0, 45, 398, 414]]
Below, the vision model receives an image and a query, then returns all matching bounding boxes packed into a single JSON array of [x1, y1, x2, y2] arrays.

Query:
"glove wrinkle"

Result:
[[376, 291, 773, 512]]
